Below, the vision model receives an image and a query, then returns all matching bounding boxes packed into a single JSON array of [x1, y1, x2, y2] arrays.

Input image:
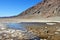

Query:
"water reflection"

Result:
[[0, 22, 58, 40], [6, 23, 27, 31], [0, 22, 50, 40], [6, 23, 38, 39]]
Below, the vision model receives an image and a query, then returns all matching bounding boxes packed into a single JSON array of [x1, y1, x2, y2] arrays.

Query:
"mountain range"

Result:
[[0, 0, 60, 23]]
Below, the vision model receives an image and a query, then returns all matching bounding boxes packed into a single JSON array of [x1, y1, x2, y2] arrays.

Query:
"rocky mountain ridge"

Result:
[[17, 0, 60, 18]]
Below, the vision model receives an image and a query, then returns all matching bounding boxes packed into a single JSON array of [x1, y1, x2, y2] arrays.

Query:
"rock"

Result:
[[55, 32, 59, 34], [0, 36, 2, 39]]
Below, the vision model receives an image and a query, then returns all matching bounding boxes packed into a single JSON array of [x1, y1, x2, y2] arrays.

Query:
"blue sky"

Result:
[[0, 0, 42, 17]]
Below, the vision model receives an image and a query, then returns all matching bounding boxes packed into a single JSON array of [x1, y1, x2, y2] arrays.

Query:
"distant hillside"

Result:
[[0, 0, 60, 19], [16, 0, 60, 18]]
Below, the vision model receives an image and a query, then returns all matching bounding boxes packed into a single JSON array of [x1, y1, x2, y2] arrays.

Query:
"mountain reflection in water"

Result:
[[6, 22, 46, 30], [6, 23, 39, 39], [6, 23, 27, 31]]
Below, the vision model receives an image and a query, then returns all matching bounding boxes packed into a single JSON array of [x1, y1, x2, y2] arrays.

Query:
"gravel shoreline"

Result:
[[0, 27, 37, 40]]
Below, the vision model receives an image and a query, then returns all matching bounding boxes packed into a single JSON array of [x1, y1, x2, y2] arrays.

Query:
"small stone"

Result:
[[44, 39, 47, 40], [11, 34, 15, 37], [45, 27, 47, 28], [11, 30, 15, 33], [3, 34, 7, 36], [40, 39, 44, 40], [0, 36, 2, 39], [55, 32, 59, 34], [11, 39, 13, 40], [1, 28, 6, 30]]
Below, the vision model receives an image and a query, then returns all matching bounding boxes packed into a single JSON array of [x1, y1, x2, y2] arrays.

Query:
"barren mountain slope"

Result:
[[17, 0, 60, 18]]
